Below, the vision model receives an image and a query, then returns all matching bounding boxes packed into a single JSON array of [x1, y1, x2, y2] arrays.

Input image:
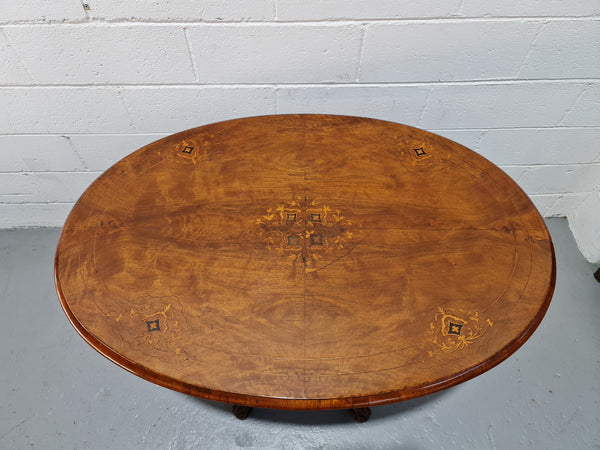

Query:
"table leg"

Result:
[[594, 268, 600, 283], [349, 407, 371, 423], [232, 405, 253, 420]]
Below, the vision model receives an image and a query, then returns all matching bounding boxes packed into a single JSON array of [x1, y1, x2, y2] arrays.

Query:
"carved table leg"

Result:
[[232, 405, 253, 420], [349, 407, 371, 423]]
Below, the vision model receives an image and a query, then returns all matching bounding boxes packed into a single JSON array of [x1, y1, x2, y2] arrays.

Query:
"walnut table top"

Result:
[[55, 115, 555, 411]]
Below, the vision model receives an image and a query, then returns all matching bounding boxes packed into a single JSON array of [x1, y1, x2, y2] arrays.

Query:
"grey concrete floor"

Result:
[[1, 218, 599, 450]]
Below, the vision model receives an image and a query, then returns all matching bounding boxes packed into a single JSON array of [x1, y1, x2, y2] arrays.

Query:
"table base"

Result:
[[232, 405, 372, 422]]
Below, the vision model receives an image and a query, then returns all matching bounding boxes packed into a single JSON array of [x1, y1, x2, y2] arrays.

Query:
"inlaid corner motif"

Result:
[[407, 144, 437, 165], [255, 197, 362, 272], [389, 139, 446, 169], [427, 307, 493, 356], [175, 141, 210, 164], [109, 297, 190, 357]]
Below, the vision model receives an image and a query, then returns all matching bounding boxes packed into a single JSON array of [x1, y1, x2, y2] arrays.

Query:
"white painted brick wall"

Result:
[[0, 30, 32, 84], [0, 136, 85, 171], [0, 88, 134, 133], [120, 87, 277, 132], [276, 83, 596, 129], [186, 25, 362, 83], [0, 172, 100, 203], [0, 2, 598, 262], [360, 21, 599, 81], [5, 25, 195, 84], [67, 134, 167, 171]]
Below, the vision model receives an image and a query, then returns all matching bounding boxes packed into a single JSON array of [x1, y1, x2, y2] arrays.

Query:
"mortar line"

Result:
[[60, 135, 89, 170], [78, 0, 90, 20], [452, 0, 465, 17], [1, 16, 599, 26], [2, 126, 599, 137], [115, 88, 137, 131], [1, 79, 598, 89], [1, 28, 35, 83], [515, 22, 549, 78], [0, 132, 170, 137], [558, 86, 590, 126], [183, 27, 199, 82], [473, 129, 488, 150], [417, 87, 434, 128], [499, 163, 600, 168], [355, 23, 368, 82], [0, 170, 103, 175], [529, 192, 594, 197]]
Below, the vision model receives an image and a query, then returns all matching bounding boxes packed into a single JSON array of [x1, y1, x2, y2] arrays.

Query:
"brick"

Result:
[[562, 84, 600, 127], [277, 85, 431, 125], [120, 87, 277, 133], [277, 0, 461, 20], [86, 0, 275, 21], [529, 193, 588, 217], [502, 164, 599, 195], [517, 21, 600, 79], [0, 0, 85, 23], [278, 83, 587, 129], [0, 29, 33, 84], [433, 130, 483, 154], [437, 128, 600, 165], [0, 172, 100, 203], [420, 83, 590, 129], [277, 0, 600, 20], [459, 1, 600, 18], [68, 134, 168, 171], [186, 25, 361, 83], [361, 21, 593, 82], [481, 129, 600, 165], [5, 25, 195, 84], [0, 136, 85, 172], [0, 203, 73, 228], [0, 88, 133, 134]]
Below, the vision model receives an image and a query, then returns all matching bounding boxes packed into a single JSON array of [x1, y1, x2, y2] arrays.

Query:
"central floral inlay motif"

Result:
[[256, 197, 359, 272]]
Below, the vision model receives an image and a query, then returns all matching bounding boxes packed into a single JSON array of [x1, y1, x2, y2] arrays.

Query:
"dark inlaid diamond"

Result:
[[448, 322, 463, 336], [414, 147, 426, 156], [182, 146, 194, 154], [146, 319, 161, 332]]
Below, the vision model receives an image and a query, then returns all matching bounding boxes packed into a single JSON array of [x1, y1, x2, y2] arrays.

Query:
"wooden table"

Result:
[[55, 115, 555, 421]]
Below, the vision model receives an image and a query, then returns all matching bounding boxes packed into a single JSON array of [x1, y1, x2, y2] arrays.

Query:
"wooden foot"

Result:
[[594, 268, 600, 283], [232, 405, 253, 420], [349, 407, 371, 423]]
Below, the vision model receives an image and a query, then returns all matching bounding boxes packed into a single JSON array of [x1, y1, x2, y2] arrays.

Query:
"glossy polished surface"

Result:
[[55, 115, 555, 409]]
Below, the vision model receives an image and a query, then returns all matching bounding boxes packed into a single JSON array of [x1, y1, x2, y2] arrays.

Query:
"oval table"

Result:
[[55, 115, 556, 422]]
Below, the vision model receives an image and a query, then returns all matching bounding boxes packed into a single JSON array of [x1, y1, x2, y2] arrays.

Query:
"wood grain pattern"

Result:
[[55, 115, 556, 410]]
